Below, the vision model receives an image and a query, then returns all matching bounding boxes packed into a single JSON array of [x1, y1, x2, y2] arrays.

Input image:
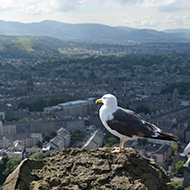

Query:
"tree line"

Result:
[[17, 97, 66, 112]]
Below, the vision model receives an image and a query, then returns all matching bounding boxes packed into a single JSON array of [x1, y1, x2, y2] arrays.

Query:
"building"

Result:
[[147, 138, 174, 146], [56, 127, 70, 148], [0, 121, 16, 135], [134, 143, 172, 165], [154, 144, 172, 164], [185, 128, 190, 143], [44, 100, 91, 117], [43, 128, 70, 152], [0, 133, 42, 149], [0, 117, 85, 135], [83, 130, 104, 149], [0, 112, 5, 120], [27, 75, 34, 94], [183, 157, 190, 188], [144, 83, 164, 96], [184, 142, 190, 155], [5, 140, 24, 159]]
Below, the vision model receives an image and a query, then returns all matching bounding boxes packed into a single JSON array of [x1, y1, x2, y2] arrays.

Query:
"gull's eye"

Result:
[[103, 97, 105, 99]]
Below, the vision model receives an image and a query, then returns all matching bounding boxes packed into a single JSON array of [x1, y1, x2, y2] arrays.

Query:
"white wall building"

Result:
[[0, 133, 42, 149], [43, 100, 91, 117], [0, 121, 16, 135], [147, 138, 174, 146]]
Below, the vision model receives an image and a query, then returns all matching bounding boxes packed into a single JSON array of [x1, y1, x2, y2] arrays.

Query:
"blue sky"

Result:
[[0, 0, 190, 30]]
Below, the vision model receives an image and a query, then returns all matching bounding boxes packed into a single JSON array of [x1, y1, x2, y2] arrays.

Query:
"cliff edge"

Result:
[[1, 148, 174, 190]]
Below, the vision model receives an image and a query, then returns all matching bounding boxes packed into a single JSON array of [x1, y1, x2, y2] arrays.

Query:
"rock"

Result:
[[0, 148, 175, 190]]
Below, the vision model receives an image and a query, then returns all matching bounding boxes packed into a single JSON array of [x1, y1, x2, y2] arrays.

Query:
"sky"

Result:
[[0, 0, 190, 31]]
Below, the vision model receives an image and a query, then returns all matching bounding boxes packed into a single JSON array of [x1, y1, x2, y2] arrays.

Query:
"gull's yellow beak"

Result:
[[95, 99, 102, 104]]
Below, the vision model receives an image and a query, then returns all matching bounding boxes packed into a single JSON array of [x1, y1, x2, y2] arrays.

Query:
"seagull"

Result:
[[96, 94, 178, 153]]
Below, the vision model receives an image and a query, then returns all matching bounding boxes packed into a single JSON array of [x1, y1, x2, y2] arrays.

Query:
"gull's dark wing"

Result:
[[106, 108, 158, 138]]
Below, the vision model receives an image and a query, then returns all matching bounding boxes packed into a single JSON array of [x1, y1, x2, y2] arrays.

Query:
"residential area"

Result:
[[0, 42, 190, 188]]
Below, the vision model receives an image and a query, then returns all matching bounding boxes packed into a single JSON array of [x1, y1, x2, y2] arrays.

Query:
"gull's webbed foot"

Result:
[[111, 139, 125, 153], [111, 147, 121, 153]]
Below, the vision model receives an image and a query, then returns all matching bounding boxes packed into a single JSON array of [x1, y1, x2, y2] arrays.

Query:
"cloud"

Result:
[[0, 0, 88, 14], [114, 0, 190, 12], [125, 16, 161, 28], [165, 15, 184, 26], [114, 0, 143, 4], [1, 0, 189, 15]]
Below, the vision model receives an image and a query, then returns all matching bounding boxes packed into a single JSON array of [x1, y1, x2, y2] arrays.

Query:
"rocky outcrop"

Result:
[[1, 148, 174, 190]]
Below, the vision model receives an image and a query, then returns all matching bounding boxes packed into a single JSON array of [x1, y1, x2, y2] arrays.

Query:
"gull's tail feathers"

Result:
[[156, 132, 179, 141]]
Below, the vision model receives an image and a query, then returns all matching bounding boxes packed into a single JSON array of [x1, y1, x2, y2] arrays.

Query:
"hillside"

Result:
[[0, 20, 190, 43], [1, 148, 175, 190], [0, 41, 61, 59], [163, 29, 190, 34]]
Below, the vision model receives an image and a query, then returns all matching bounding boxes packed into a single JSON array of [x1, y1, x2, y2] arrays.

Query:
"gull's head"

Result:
[[96, 94, 117, 108]]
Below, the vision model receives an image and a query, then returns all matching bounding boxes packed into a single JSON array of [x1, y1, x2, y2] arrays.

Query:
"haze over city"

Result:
[[1, 0, 190, 30]]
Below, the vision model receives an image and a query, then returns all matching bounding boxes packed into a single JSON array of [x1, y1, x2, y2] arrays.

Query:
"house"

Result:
[[83, 129, 103, 149], [185, 129, 190, 143], [43, 128, 70, 152], [132, 143, 172, 164], [133, 144, 157, 160], [0, 117, 85, 134], [154, 144, 172, 164], [183, 157, 190, 188], [4, 140, 24, 159], [184, 142, 190, 155], [0, 133, 42, 149]]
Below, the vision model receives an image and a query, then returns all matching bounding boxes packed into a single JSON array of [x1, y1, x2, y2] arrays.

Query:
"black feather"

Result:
[[107, 107, 178, 141]]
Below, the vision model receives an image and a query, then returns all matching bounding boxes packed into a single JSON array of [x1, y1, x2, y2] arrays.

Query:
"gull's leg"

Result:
[[111, 139, 125, 153], [120, 139, 125, 150]]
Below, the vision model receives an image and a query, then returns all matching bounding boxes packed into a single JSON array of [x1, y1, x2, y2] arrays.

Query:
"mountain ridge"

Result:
[[163, 28, 190, 34], [0, 20, 190, 43]]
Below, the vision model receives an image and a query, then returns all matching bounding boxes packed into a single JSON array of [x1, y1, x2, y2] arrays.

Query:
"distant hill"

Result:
[[0, 20, 190, 43], [163, 29, 190, 34], [0, 35, 70, 49], [0, 40, 61, 59]]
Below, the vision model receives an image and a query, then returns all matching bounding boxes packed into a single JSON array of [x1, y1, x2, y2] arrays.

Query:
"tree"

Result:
[[30, 98, 46, 112], [141, 138, 148, 146], [188, 120, 190, 129], [172, 143, 178, 155], [107, 137, 117, 145], [175, 160, 184, 174], [0, 156, 8, 185], [103, 129, 119, 147], [135, 105, 150, 115], [47, 97, 65, 107], [137, 138, 147, 146], [36, 140, 42, 148], [185, 186, 190, 190], [3, 158, 22, 177], [171, 181, 184, 190], [43, 134, 52, 142], [70, 130, 85, 146], [49, 131, 57, 138], [30, 152, 45, 160]]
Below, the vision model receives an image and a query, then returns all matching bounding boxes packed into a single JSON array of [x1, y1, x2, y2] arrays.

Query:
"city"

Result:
[[0, 41, 190, 189]]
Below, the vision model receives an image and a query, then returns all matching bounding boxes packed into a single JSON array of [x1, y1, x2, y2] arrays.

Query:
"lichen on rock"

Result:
[[1, 148, 175, 190]]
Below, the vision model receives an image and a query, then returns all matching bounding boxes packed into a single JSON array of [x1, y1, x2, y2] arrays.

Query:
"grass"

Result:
[[59, 50, 68, 54], [0, 44, 4, 51]]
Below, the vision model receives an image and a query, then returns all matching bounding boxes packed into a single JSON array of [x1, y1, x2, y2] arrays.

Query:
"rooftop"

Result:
[[58, 100, 90, 108]]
